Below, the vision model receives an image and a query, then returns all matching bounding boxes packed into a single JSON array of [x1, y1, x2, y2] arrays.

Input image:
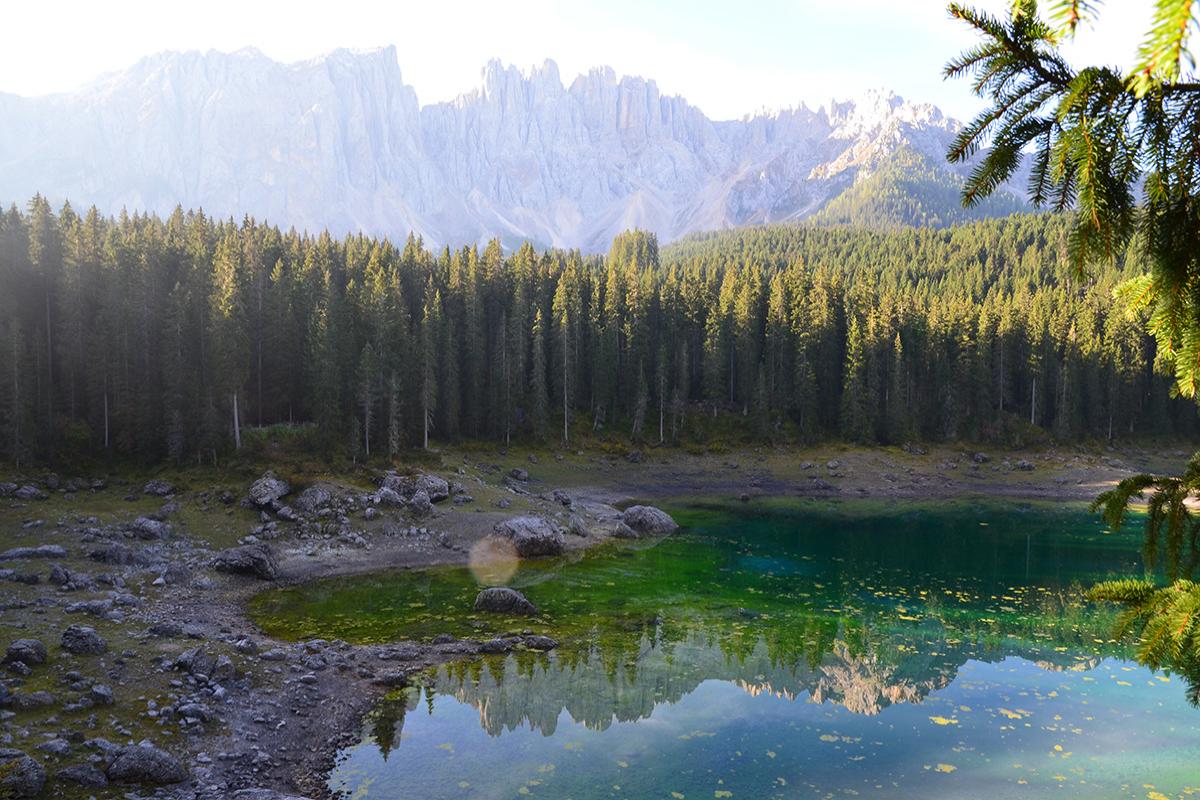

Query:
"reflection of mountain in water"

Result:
[[411, 624, 1104, 738]]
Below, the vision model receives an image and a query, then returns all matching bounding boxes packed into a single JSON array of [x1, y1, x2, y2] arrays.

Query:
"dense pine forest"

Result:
[[0, 195, 1194, 465]]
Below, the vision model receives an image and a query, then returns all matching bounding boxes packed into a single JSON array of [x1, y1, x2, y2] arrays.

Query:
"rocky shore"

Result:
[[0, 458, 678, 799], [0, 442, 1179, 798]]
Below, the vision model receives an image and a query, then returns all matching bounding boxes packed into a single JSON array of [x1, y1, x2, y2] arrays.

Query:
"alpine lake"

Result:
[[249, 499, 1200, 799]]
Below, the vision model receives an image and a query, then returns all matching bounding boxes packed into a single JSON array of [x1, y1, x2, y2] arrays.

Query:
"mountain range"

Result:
[[0, 46, 1026, 250]]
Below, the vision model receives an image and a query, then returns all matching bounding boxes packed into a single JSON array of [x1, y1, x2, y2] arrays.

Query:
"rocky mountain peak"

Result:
[[0, 48, 1020, 250]]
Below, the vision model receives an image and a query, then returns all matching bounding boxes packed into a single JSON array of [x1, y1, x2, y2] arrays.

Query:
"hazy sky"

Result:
[[1, 0, 1160, 120]]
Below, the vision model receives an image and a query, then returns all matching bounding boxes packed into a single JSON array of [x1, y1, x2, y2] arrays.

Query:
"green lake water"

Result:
[[249, 500, 1200, 799]]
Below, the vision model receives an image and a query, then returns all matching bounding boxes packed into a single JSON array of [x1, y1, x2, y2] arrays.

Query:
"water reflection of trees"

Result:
[[364, 604, 1130, 758]]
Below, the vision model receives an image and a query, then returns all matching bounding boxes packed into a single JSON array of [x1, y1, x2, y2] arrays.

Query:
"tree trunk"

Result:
[[103, 378, 109, 451], [232, 391, 241, 450], [562, 352, 569, 445], [659, 371, 665, 444], [1030, 377, 1036, 425]]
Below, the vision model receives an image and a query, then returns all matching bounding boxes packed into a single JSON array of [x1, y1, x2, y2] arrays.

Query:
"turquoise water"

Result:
[[255, 501, 1200, 799]]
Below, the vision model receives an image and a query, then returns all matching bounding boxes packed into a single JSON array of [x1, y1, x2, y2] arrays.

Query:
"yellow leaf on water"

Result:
[[766, 750, 776, 759], [617, 761, 628, 768], [714, 792, 733, 799], [935, 764, 957, 773], [671, 793, 685, 799], [929, 716, 958, 726], [819, 734, 839, 742], [1147, 793, 1170, 800]]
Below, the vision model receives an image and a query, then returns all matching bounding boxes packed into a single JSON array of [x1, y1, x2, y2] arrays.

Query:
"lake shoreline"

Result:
[[0, 442, 1185, 799]]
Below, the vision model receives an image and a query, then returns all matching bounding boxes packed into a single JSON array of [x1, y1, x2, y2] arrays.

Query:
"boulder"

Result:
[[0, 569, 39, 585], [13, 485, 44, 501], [408, 489, 433, 518], [4, 639, 47, 666], [414, 474, 450, 502], [88, 543, 151, 566], [61, 625, 107, 655], [474, 587, 538, 616], [568, 514, 590, 537], [620, 505, 679, 536], [1015, 459, 1035, 471], [105, 743, 187, 785], [211, 544, 278, 580], [509, 468, 529, 482], [610, 521, 640, 539], [0, 482, 15, 498], [972, 452, 990, 464], [57, 764, 108, 787], [129, 516, 172, 540], [174, 647, 217, 677], [491, 516, 565, 557], [374, 487, 406, 507], [0, 544, 66, 561], [142, 479, 173, 497], [294, 483, 336, 513], [0, 749, 46, 798], [248, 471, 290, 507], [49, 563, 95, 590]]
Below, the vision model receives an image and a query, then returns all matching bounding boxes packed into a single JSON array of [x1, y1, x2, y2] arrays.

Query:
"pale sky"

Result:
[[0, 0, 1162, 121]]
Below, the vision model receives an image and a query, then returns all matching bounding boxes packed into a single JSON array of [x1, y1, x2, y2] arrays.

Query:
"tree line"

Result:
[[0, 196, 1194, 465]]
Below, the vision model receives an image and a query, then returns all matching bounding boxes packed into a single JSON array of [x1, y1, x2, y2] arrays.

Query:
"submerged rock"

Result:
[[232, 791, 318, 800], [474, 587, 538, 616], [620, 505, 678, 536], [211, 544, 278, 580], [492, 516, 565, 557]]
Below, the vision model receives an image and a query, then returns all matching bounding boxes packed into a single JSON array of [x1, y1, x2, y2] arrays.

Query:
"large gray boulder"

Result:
[[88, 543, 152, 566], [474, 587, 538, 616], [105, 743, 187, 785], [408, 489, 433, 518], [211, 544, 278, 580], [294, 483, 337, 513], [142, 479, 173, 497], [61, 624, 107, 655], [248, 471, 290, 507], [4, 639, 47, 666], [621, 505, 679, 536], [129, 516, 172, 539], [57, 764, 108, 787], [0, 544, 66, 561], [0, 749, 46, 797], [414, 474, 450, 502], [492, 516, 565, 557]]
